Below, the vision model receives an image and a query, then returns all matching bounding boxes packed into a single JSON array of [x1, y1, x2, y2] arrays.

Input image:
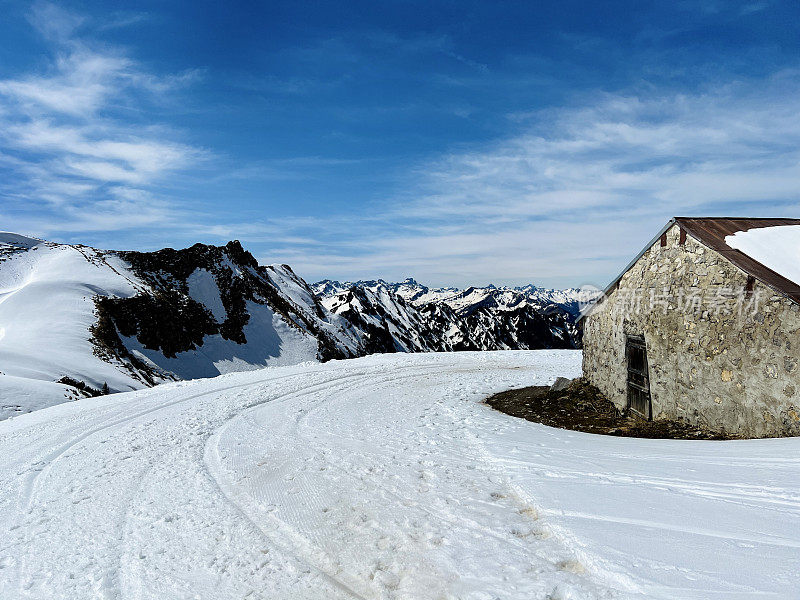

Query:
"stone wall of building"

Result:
[[582, 223, 800, 437]]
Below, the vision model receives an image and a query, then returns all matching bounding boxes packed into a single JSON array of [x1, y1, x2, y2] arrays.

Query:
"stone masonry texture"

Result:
[[583, 223, 800, 438]]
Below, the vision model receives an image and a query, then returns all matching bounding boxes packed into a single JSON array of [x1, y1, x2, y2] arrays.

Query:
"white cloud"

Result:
[[251, 75, 800, 287], [7, 120, 195, 181], [0, 3, 202, 235], [27, 1, 85, 43], [406, 81, 800, 223], [3, 3, 799, 289], [0, 51, 133, 117]]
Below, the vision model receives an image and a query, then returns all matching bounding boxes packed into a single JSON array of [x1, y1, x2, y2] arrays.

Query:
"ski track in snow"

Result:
[[0, 350, 798, 599]]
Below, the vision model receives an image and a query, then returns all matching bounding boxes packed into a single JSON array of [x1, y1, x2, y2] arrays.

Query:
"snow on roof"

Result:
[[726, 224, 800, 288], [591, 218, 800, 313]]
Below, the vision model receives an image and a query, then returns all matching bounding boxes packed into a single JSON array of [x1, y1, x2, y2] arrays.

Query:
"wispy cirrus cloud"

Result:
[[248, 72, 800, 287], [0, 2, 202, 236], [3, 2, 799, 290], [406, 75, 800, 224], [0, 51, 133, 117]]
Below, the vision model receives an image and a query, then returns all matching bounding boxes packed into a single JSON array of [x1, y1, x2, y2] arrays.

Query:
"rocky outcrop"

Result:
[[90, 241, 362, 385], [0, 231, 589, 404], [314, 279, 582, 353]]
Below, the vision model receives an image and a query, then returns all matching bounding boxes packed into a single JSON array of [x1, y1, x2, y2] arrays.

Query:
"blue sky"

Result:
[[1, 1, 800, 288]]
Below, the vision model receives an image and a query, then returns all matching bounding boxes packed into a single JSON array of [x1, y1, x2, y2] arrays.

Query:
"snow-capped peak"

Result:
[[0, 235, 366, 419]]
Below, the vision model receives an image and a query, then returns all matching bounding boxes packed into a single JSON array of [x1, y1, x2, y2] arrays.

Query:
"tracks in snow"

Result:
[[0, 351, 628, 599], [205, 358, 623, 599], [2, 350, 797, 599]]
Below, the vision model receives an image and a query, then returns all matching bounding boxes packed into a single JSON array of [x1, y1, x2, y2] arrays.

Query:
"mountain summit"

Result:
[[0, 233, 596, 418], [0, 233, 366, 418], [311, 278, 597, 355]]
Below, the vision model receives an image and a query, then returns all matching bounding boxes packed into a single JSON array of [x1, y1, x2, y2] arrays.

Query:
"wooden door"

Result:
[[626, 335, 652, 419]]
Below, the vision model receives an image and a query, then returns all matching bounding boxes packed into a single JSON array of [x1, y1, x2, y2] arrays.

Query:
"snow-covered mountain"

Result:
[[0, 233, 597, 418], [312, 277, 592, 354], [0, 232, 367, 418], [314, 277, 599, 317]]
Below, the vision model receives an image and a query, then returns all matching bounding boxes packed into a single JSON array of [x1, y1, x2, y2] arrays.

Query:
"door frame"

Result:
[[625, 334, 652, 420]]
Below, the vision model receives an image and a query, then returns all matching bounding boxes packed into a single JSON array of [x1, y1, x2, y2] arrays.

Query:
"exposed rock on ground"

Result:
[[486, 379, 736, 440]]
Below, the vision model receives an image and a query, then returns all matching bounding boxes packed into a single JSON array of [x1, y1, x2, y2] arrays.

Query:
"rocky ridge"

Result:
[[312, 277, 598, 353]]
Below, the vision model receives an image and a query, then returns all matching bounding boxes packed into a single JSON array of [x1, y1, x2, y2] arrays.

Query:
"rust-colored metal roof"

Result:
[[675, 217, 800, 305], [590, 218, 800, 315]]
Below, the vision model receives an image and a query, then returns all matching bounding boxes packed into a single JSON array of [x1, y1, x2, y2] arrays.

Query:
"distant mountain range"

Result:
[[314, 277, 598, 317], [0, 233, 598, 418], [312, 278, 598, 355]]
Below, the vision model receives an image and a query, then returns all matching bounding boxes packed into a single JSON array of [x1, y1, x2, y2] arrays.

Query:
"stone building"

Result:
[[582, 217, 800, 438]]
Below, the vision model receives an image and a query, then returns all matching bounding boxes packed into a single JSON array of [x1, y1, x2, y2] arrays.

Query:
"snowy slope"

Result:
[[726, 224, 800, 286], [0, 233, 592, 420], [0, 374, 84, 421], [0, 234, 359, 417], [0, 233, 152, 394], [0, 351, 796, 599]]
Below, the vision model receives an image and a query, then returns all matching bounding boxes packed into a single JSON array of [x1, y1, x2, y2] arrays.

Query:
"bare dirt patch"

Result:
[[486, 379, 736, 440]]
